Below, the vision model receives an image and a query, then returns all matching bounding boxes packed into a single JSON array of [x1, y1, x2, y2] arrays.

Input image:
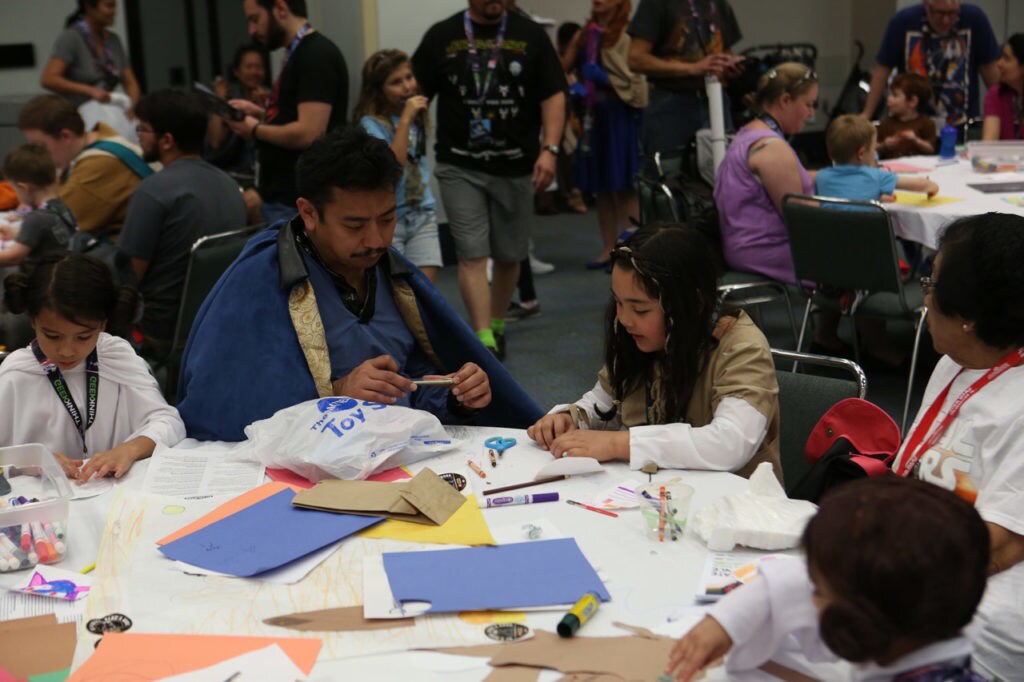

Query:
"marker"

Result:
[[80, 562, 96, 575], [566, 499, 618, 518], [481, 492, 559, 508], [557, 592, 601, 637], [0, 533, 33, 569], [30, 522, 55, 563], [488, 450, 497, 468], [0, 544, 16, 571], [411, 377, 456, 387], [467, 460, 487, 479], [41, 521, 67, 555]]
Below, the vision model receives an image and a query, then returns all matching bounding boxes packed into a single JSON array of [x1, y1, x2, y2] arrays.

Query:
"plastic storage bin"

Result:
[[0, 443, 72, 572], [968, 141, 1024, 172]]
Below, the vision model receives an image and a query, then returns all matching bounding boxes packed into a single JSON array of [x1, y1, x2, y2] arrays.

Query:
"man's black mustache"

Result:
[[351, 248, 388, 258]]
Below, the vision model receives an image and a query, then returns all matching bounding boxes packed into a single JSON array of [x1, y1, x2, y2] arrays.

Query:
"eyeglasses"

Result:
[[920, 276, 937, 294], [135, 124, 154, 135]]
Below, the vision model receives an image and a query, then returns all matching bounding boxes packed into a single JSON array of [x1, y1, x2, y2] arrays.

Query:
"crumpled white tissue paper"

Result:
[[691, 462, 817, 551]]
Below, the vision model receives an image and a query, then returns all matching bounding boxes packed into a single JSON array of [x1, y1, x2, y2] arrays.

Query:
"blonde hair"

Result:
[[751, 62, 818, 110], [826, 114, 876, 165]]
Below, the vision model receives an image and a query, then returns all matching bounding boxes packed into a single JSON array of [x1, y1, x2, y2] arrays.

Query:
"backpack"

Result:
[[789, 398, 901, 503], [68, 231, 136, 288]]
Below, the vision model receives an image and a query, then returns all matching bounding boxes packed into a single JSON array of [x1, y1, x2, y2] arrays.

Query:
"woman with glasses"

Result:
[[892, 212, 1024, 680], [714, 62, 816, 285]]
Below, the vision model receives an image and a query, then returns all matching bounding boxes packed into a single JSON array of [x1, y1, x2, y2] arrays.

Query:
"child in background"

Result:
[[666, 477, 990, 681], [0, 253, 185, 481], [353, 49, 442, 282], [817, 115, 939, 202], [527, 224, 781, 482], [877, 73, 937, 159], [0, 144, 74, 271]]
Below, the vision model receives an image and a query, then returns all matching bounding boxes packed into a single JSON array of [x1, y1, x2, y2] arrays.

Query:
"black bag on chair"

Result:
[[68, 232, 137, 288]]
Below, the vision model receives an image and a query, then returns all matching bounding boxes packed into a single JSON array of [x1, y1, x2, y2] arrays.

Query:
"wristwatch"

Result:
[[543, 143, 560, 155]]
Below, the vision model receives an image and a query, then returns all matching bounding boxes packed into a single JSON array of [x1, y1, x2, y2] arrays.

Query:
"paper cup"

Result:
[[636, 482, 694, 542]]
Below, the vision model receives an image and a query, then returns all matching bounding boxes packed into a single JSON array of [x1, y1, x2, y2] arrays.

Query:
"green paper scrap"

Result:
[[29, 668, 70, 682]]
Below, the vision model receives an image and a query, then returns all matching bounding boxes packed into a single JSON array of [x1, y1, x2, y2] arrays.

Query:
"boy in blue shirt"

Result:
[[816, 114, 938, 202]]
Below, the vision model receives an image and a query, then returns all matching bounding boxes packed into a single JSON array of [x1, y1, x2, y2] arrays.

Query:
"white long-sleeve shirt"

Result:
[[0, 333, 185, 456]]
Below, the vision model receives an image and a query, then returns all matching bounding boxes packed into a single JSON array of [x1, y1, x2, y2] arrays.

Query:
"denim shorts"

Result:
[[393, 207, 442, 269]]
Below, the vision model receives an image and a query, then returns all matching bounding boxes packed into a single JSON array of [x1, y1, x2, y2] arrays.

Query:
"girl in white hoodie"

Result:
[[0, 252, 184, 480]]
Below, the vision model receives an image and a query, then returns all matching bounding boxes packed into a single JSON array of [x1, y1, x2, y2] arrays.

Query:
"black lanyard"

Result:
[[686, 0, 718, 53], [463, 10, 508, 104], [30, 339, 99, 455]]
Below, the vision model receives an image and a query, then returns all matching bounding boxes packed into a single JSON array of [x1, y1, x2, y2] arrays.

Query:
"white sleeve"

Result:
[[709, 558, 835, 672], [548, 378, 623, 430], [628, 396, 767, 471], [123, 375, 186, 448]]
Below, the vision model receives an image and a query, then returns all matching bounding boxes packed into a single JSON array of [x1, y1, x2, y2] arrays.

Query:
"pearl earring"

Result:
[[962, 323, 970, 332]]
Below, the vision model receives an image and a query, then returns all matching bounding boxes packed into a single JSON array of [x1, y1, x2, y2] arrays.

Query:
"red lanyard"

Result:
[[896, 347, 1024, 477]]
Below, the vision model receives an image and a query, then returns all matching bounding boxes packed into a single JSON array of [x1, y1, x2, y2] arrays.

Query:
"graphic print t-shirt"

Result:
[[876, 4, 998, 123], [412, 11, 566, 176], [628, 0, 741, 92]]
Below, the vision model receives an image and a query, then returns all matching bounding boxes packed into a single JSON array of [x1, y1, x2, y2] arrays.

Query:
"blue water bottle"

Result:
[[939, 124, 957, 159]]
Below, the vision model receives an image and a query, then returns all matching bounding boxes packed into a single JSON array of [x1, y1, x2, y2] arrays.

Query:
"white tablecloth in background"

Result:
[[884, 155, 1024, 250]]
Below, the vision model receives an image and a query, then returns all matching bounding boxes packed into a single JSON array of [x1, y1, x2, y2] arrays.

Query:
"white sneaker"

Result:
[[529, 253, 555, 275]]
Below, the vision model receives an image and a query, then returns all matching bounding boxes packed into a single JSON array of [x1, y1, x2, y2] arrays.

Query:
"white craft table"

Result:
[[52, 426, 841, 681]]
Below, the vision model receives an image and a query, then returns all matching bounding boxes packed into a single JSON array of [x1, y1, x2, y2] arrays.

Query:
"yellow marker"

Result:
[[557, 591, 600, 637], [80, 562, 96, 574]]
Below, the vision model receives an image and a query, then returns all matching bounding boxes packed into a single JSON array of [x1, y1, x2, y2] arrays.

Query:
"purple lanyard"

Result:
[[77, 20, 119, 79], [463, 10, 508, 103], [686, 0, 719, 52], [30, 339, 99, 455], [759, 113, 784, 137], [280, 23, 311, 75]]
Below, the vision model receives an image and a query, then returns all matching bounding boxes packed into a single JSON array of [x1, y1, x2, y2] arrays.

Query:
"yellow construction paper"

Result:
[[358, 494, 495, 545], [892, 192, 963, 207]]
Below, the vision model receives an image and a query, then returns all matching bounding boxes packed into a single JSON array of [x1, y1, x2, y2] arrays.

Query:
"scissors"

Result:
[[484, 436, 517, 455]]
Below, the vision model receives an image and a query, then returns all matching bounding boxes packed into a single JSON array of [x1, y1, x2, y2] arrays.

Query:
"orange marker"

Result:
[[30, 522, 54, 563], [467, 459, 487, 479]]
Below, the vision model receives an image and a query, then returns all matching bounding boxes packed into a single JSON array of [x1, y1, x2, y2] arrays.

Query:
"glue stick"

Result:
[[557, 591, 600, 637]]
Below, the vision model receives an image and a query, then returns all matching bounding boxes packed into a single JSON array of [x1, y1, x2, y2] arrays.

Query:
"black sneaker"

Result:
[[506, 301, 541, 322], [493, 331, 506, 360]]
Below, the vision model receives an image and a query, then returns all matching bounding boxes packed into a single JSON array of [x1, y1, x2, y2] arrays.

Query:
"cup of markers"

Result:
[[1, 507, 68, 571], [0, 444, 74, 572], [635, 481, 694, 542]]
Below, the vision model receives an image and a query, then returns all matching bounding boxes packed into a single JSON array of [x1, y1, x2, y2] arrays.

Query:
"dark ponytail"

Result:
[[2, 252, 139, 339], [64, 0, 93, 28]]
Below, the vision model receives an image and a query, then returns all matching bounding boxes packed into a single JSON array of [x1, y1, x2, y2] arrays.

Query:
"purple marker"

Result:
[[480, 492, 559, 508]]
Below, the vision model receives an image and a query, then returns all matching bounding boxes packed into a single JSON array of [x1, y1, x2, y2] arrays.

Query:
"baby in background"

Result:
[[877, 72, 937, 159], [816, 114, 939, 203]]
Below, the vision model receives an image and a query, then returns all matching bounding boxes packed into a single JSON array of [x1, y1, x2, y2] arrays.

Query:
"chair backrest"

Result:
[[169, 223, 265, 360], [771, 348, 866, 494], [781, 193, 904, 295]]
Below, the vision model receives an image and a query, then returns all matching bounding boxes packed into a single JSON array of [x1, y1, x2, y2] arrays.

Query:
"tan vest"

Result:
[[600, 310, 782, 483]]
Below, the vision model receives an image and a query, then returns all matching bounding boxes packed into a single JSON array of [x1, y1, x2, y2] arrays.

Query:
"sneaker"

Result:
[[494, 331, 506, 360], [529, 253, 555, 275], [506, 300, 541, 321]]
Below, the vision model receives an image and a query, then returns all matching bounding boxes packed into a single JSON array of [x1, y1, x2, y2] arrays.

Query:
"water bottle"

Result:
[[939, 124, 957, 159]]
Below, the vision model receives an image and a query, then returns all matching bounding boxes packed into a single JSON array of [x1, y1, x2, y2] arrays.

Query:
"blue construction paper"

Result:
[[381, 538, 609, 613], [158, 489, 383, 577]]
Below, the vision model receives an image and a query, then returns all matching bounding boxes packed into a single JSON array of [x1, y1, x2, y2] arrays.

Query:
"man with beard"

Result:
[[228, 0, 347, 224], [118, 90, 246, 357], [412, 0, 566, 360], [177, 126, 541, 442], [860, 0, 999, 125]]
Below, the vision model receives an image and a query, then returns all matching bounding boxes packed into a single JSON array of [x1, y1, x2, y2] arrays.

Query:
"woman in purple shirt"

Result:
[[982, 34, 1024, 141], [714, 62, 816, 284]]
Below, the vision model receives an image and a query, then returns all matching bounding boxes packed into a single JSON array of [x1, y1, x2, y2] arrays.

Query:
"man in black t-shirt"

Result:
[[412, 0, 565, 359], [628, 0, 744, 167], [229, 0, 348, 223]]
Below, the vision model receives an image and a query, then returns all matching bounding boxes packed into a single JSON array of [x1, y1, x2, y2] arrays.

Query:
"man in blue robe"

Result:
[[177, 126, 541, 441]]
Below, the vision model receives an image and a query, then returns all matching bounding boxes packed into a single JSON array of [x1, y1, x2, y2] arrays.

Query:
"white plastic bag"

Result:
[[691, 462, 818, 551], [78, 92, 138, 144], [242, 397, 457, 482]]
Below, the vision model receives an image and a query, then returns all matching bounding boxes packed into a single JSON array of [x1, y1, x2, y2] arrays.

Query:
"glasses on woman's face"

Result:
[[920, 276, 937, 295], [135, 124, 154, 135]]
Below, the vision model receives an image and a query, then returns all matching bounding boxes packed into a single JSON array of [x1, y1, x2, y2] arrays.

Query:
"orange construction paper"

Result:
[[156, 481, 298, 546], [67, 632, 321, 681]]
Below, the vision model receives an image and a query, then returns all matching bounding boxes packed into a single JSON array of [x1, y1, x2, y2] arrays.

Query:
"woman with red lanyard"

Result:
[[891, 212, 1024, 681]]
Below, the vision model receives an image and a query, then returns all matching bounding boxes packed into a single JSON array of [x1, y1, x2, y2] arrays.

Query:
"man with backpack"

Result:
[[17, 94, 154, 242]]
